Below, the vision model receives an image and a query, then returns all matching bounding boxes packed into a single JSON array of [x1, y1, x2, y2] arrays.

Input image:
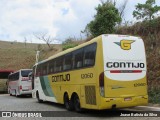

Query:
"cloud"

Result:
[[0, 0, 100, 43], [0, 0, 160, 43], [0, 0, 59, 43]]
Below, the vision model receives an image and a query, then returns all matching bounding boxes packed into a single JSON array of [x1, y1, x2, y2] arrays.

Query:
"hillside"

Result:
[[0, 41, 62, 71]]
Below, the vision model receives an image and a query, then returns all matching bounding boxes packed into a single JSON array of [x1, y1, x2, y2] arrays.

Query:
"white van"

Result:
[[8, 69, 32, 96]]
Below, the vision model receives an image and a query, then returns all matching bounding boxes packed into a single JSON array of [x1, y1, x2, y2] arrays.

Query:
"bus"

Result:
[[0, 70, 13, 93], [8, 69, 32, 96], [32, 34, 148, 111]]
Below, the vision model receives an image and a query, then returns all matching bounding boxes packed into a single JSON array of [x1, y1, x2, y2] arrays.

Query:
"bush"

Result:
[[62, 37, 78, 51], [148, 86, 160, 104]]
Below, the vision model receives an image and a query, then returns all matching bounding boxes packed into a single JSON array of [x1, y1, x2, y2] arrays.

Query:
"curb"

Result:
[[133, 106, 160, 111], [0, 94, 9, 96]]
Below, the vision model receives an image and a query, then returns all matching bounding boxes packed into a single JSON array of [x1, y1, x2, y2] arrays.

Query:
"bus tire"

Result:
[[64, 93, 74, 111], [36, 91, 43, 103], [73, 94, 82, 112]]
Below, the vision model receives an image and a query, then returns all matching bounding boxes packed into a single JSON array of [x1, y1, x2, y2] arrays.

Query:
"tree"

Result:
[[34, 33, 55, 50], [24, 37, 27, 48], [118, 0, 128, 24], [133, 0, 160, 21], [86, 0, 121, 37]]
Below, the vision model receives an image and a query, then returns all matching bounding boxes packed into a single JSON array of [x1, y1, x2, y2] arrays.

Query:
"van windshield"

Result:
[[21, 70, 32, 77]]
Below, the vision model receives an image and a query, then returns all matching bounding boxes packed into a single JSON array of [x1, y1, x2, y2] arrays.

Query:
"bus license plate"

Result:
[[124, 97, 132, 101]]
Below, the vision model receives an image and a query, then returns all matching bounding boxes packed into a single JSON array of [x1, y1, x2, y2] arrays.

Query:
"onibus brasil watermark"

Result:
[[1, 112, 42, 118]]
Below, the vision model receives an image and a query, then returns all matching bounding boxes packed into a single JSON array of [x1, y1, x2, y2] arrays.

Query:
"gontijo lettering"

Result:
[[52, 74, 70, 82], [106, 62, 145, 68]]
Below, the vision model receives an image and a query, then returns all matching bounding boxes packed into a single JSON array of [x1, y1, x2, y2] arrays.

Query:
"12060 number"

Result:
[[81, 73, 93, 79]]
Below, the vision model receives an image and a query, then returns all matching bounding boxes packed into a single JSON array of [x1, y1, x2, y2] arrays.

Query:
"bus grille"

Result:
[[85, 85, 96, 105]]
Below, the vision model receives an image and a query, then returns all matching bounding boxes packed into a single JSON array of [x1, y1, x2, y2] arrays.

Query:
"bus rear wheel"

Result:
[[73, 94, 82, 112], [36, 91, 43, 103], [64, 93, 74, 111]]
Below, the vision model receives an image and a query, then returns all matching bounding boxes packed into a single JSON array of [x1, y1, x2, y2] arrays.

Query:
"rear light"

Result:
[[110, 70, 142, 73], [19, 85, 22, 90], [99, 72, 105, 97]]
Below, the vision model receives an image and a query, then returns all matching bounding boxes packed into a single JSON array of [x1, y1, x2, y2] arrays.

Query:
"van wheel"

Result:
[[73, 94, 82, 112], [36, 91, 43, 103], [64, 93, 74, 111], [9, 91, 12, 96], [9, 89, 12, 96], [15, 90, 19, 97]]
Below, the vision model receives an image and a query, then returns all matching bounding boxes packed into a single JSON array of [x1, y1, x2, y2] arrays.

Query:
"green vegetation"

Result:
[[86, 1, 121, 37], [62, 37, 78, 51], [0, 41, 61, 71], [148, 86, 160, 103], [133, 0, 160, 21]]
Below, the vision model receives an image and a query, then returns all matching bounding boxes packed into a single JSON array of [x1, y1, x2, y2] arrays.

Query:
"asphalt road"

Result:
[[0, 94, 159, 120]]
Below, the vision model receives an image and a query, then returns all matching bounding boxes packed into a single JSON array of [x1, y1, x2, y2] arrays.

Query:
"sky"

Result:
[[0, 0, 160, 43]]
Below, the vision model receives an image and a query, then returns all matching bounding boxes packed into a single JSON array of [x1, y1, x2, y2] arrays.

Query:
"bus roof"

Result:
[[0, 70, 14, 73]]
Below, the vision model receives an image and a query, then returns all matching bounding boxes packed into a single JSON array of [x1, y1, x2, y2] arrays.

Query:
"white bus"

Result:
[[8, 69, 32, 96], [0, 70, 13, 93]]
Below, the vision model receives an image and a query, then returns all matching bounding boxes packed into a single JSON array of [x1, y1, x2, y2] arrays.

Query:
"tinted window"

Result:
[[36, 65, 42, 76], [83, 43, 97, 67], [42, 63, 48, 75], [54, 56, 63, 72], [63, 53, 72, 71], [48, 60, 54, 74], [21, 70, 32, 77], [73, 48, 83, 69], [9, 72, 19, 81]]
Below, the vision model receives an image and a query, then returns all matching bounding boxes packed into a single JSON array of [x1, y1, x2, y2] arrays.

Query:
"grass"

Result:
[[0, 41, 62, 71], [148, 86, 160, 104]]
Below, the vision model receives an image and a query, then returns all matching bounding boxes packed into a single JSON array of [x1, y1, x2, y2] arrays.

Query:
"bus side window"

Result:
[[73, 48, 83, 69], [83, 43, 97, 67], [63, 53, 72, 71], [37, 65, 41, 76], [48, 60, 54, 74], [42, 63, 47, 76], [54, 56, 63, 72]]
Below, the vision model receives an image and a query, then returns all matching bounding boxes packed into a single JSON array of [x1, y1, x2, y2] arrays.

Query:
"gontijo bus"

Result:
[[32, 34, 148, 112], [0, 70, 13, 93], [8, 69, 32, 96]]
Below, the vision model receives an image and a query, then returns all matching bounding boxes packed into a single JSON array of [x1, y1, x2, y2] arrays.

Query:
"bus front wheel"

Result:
[[64, 93, 74, 111], [36, 91, 43, 103]]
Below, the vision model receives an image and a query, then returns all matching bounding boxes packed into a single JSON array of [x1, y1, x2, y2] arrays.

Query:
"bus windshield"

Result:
[[21, 70, 32, 77]]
